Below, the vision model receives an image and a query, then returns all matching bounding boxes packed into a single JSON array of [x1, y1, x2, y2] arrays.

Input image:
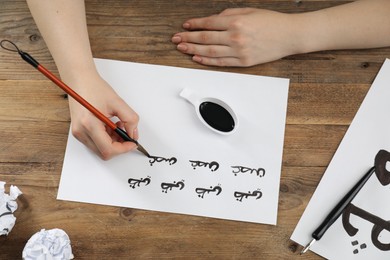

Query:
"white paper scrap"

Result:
[[0, 181, 22, 236], [22, 228, 74, 260]]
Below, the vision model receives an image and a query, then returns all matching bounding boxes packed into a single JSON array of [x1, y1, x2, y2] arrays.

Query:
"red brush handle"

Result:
[[0, 41, 141, 147], [37, 65, 117, 130], [18, 49, 138, 145]]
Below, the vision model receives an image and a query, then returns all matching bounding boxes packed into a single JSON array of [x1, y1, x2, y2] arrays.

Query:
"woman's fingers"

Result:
[[177, 42, 235, 58], [192, 55, 248, 67], [112, 98, 140, 140], [181, 14, 232, 31], [173, 30, 229, 45]]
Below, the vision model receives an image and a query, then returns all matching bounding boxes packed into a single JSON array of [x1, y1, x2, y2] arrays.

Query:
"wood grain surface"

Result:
[[1, 0, 389, 259]]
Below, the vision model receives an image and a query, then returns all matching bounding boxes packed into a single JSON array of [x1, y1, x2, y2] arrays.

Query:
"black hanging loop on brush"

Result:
[[0, 39, 21, 53], [0, 39, 39, 68]]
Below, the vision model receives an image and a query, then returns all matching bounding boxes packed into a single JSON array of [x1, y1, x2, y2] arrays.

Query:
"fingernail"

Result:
[[183, 22, 190, 29], [193, 56, 202, 62], [177, 44, 187, 51], [171, 35, 181, 43]]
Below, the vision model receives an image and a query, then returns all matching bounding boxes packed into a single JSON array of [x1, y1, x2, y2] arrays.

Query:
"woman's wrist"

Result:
[[58, 61, 99, 91], [285, 12, 325, 56]]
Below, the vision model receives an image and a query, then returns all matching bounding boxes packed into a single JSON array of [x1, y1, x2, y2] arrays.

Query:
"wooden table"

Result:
[[1, 0, 389, 259]]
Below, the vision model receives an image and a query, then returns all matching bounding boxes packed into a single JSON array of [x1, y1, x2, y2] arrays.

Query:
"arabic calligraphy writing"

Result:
[[342, 203, 390, 251], [189, 160, 219, 172], [340, 149, 390, 253], [234, 189, 262, 202], [161, 180, 185, 193], [128, 177, 151, 189], [374, 149, 390, 186], [231, 166, 265, 177], [351, 240, 367, 255], [149, 156, 177, 166], [195, 185, 222, 198]]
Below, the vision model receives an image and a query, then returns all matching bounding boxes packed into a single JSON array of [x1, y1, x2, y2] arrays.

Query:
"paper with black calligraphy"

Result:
[[291, 59, 390, 259], [57, 58, 289, 224]]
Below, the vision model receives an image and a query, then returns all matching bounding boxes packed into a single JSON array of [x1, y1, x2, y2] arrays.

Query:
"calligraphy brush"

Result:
[[300, 166, 375, 254], [0, 40, 150, 157]]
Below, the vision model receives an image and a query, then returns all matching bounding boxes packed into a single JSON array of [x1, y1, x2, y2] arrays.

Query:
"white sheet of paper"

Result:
[[57, 58, 289, 225], [291, 59, 390, 259]]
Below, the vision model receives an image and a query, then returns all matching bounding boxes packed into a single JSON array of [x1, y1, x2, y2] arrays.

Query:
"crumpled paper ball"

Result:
[[22, 228, 74, 260], [0, 181, 22, 236]]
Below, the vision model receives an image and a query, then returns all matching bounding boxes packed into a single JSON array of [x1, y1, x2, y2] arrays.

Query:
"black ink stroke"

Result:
[[231, 166, 265, 177], [195, 185, 222, 199], [189, 160, 219, 172], [0, 203, 13, 218], [351, 240, 368, 254], [161, 180, 185, 193], [0, 211, 12, 218], [128, 177, 151, 189], [342, 203, 390, 251], [149, 156, 177, 166], [234, 189, 262, 202], [374, 149, 390, 186]]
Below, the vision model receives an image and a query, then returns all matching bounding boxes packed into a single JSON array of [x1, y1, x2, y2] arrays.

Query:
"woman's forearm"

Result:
[[26, 0, 96, 88], [296, 0, 390, 54]]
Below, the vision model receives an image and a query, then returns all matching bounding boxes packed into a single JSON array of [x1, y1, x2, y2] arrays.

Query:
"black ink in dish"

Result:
[[199, 102, 235, 132]]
